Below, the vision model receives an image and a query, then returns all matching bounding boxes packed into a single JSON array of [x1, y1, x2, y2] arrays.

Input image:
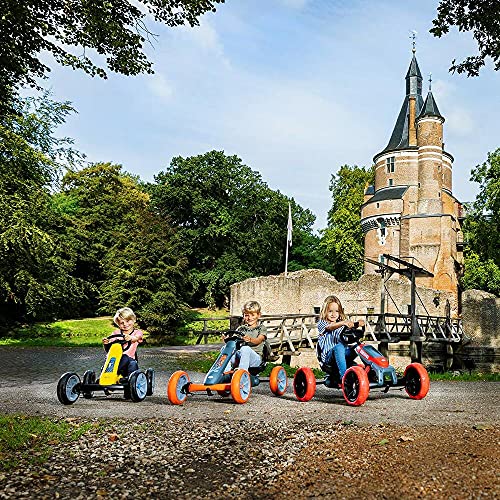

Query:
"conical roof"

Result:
[[417, 91, 444, 121], [377, 54, 424, 156]]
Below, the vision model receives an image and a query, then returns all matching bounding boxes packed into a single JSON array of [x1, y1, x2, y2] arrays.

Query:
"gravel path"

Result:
[[0, 346, 499, 498]]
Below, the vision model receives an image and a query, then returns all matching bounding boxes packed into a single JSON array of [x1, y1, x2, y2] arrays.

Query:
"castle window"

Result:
[[386, 157, 395, 173], [388, 178, 394, 186]]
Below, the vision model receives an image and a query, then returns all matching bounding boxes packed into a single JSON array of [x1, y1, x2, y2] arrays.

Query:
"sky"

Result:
[[40, 0, 499, 231]]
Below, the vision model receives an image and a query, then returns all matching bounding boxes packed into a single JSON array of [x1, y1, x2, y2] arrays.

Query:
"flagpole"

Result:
[[285, 203, 292, 278]]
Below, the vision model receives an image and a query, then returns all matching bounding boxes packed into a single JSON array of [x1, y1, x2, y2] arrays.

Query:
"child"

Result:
[[316, 295, 364, 385], [102, 307, 143, 377], [223, 300, 268, 371]]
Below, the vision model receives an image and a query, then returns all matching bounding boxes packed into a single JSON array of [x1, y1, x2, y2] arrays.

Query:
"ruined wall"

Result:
[[462, 290, 500, 347], [230, 269, 458, 318]]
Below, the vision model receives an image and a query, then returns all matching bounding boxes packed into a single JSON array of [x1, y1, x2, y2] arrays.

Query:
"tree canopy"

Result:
[[149, 150, 321, 308], [461, 148, 500, 295], [0, 0, 226, 113], [320, 165, 374, 282], [430, 0, 500, 76]]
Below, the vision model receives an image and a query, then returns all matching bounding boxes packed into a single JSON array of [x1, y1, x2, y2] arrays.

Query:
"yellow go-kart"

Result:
[[57, 335, 154, 405]]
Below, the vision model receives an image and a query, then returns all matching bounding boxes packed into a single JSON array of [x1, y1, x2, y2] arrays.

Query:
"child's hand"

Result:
[[243, 335, 252, 343], [358, 319, 365, 327], [102, 337, 109, 344], [344, 320, 355, 329]]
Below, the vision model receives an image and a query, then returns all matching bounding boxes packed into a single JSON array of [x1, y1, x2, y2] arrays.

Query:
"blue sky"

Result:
[[41, 0, 499, 230]]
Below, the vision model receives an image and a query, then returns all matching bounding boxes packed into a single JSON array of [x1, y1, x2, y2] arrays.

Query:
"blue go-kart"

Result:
[[293, 328, 430, 406], [167, 330, 288, 404]]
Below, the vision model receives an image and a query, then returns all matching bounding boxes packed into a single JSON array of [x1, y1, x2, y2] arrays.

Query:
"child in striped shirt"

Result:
[[317, 295, 364, 386]]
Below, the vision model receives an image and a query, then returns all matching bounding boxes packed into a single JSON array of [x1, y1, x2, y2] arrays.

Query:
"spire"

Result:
[[378, 52, 424, 155], [418, 91, 444, 121]]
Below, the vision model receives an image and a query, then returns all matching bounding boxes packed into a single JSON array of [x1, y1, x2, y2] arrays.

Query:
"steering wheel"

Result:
[[341, 328, 365, 345], [222, 330, 245, 343], [103, 333, 132, 353]]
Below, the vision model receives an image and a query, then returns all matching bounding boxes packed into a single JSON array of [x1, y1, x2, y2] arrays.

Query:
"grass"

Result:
[[0, 317, 115, 347], [0, 415, 96, 470], [428, 371, 499, 382], [0, 309, 232, 347]]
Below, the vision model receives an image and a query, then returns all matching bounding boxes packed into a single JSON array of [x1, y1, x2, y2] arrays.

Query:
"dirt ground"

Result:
[[0, 346, 498, 499]]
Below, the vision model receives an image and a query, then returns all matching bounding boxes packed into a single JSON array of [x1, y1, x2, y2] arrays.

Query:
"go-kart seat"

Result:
[[248, 341, 272, 376]]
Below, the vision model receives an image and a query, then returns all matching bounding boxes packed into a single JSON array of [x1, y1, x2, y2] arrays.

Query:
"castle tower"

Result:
[[361, 53, 464, 295]]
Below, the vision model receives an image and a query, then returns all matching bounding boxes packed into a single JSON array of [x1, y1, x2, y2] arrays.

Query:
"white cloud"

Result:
[[148, 73, 174, 101]]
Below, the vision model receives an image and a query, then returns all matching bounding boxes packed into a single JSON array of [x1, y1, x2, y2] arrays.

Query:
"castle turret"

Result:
[[361, 52, 463, 296]]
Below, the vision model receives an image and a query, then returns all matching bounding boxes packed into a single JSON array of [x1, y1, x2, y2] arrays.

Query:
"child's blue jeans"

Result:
[[326, 344, 356, 379]]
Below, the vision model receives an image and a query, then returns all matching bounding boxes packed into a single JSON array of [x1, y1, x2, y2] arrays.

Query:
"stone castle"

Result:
[[361, 51, 464, 295]]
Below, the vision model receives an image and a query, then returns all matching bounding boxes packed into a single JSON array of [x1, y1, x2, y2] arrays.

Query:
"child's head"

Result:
[[320, 295, 346, 322], [113, 307, 136, 329], [242, 301, 261, 327]]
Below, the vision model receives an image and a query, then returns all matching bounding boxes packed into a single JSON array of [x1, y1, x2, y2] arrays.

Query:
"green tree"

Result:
[[0, 0, 226, 113], [149, 150, 318, 308], [430, 0, 500, 76], [320, 165, 374, 282], [0, 92, 91, 324], [461, 148, 500, 294], [57, 162, 189, 335]]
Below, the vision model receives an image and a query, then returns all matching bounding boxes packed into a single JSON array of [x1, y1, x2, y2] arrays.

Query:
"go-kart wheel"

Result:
[[342, 366, 369, 406], [129, 370, 148, 402], [167, 370, 190, 405], [230, 369, 252, 404], [293, 367, 316, 402], [404, 363, 430, 400], [217, 390, 231, 397], [82, 370, 96, 399], [146, 368, 155, 396], [269, 366, 288, 396], [57, 372, 81, 405]]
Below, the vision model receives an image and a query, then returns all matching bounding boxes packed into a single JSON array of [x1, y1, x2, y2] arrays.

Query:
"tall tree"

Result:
[[430, 0, 500, 76], [0, 92, 91, 324], [57, 162, 189, 334], [461, 148, 500, 295], [0, 0, 226, 113], [320, 165, 374, 282], [149, 150, 318, 308]]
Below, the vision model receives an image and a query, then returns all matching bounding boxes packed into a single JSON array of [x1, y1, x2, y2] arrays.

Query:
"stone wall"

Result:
[[230, 268, 458, 318], [462, 290, 500, 348]]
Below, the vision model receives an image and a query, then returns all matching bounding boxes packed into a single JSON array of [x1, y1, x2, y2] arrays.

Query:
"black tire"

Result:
[[293, 367, 316, 402], [146, 368, 155, 396], [129, 370, 148, 402], [57, 372, 81, 405], [342, 366, 369, 406], [82, 370, 96, 399]]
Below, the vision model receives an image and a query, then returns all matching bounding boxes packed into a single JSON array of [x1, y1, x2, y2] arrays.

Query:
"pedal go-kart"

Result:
[[57, 333, 155, 405], [167, 330, 288, 404], [293, 327, 430, 406]]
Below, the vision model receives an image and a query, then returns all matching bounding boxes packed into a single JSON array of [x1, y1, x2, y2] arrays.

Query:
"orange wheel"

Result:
[[167, 370, 190, 405], [293, 367, 316, 402], [230, 369, 252, 404], [404, 363, 430, 400], [269, 366, 288, 396], [342, 366, 369, 406]]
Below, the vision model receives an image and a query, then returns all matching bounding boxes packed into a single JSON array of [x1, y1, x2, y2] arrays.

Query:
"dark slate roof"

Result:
[[376, 54, 424, 157], [417, 91, 444, 121], [363, 186, 408, 205], [365, 184, 375, 195], [405, 54, 422, 79]]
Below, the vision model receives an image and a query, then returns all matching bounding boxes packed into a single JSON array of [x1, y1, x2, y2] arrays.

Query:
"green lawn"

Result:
[[0, 309, 232, 347], [0, 317, 115, 347]]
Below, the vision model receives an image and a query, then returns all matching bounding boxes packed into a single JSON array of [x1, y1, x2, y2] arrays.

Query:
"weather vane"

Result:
[[429, 73, 432, 91], [410, 30, 417, 53]]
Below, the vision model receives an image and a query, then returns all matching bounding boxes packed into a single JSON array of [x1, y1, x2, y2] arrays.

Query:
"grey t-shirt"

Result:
[[237, 323, 268, 355]]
